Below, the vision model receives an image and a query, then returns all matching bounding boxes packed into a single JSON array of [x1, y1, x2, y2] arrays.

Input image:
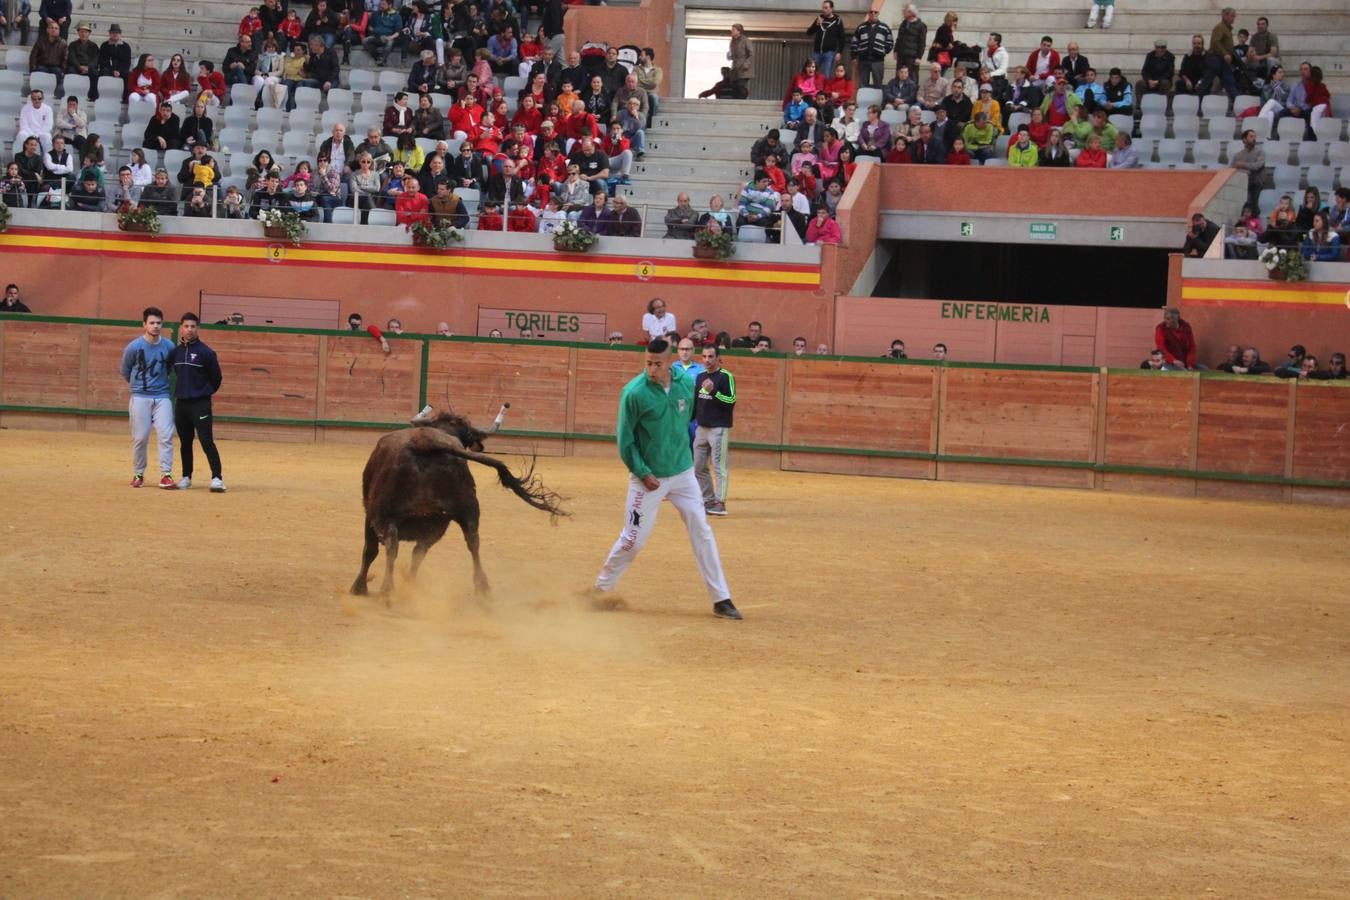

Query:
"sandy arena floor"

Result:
[[1, 428, 1348, 897]]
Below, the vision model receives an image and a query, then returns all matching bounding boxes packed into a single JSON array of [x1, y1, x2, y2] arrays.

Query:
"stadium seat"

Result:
[[1275, 117, 1310, 142], [321, 109, 348, 132], [358, 89, 386, 113], [1272, 164, 1301, 192], [855, 87, 882, 109], [983, 157, 1007, 167], [250, 129, 280, 155], [1330, 142, 1350, 168], [458, 187, 480, 205], [918, 109, 935, 125], [214, 151, 232, 176], [378, 71, 405, 94], [283, 131, 313, 157], [1234, 94, 1260, 115], [1236, 115, 1267, 140], [415, 136, 438, 156], [368, 208, 397, 226], [1225, 139, 1244, 163], [223, 105, 250, 130], [330, 207, 356, 224], [1108, 114, 1132, 135], [1313, 118, 1344, 143], [1206, 116, 1235, 141], [880, 108, 905, 127], [230, 83, 256, 107], [1139, 114, 1166, 138], [1134, 137, 1156, 163], [1297, 141, 1327, 167], [1264, 140, 1291, 165], [63, 75, 90, 100], [1156, 139, 1185, 167], [1170, 95, 1199, 118], [1007, 112, 1029, 133], [1191, 139, 1221, 168], [1139, 94, 1166, 116], [0, 70, 26, 95], [348, 69, 376, 93], [738, 224, 767, 242], [27, 71, 56, 97], [1171, 115, 1200, 140], [994, 135, 1010, 155], [219, 175, 246, 195], [6, 47, 30, 73], [256, 107, 284, 131], [217, 128, 247, 154], [1257, 188, 1278, 214], [429, 92, 453, 113], [1306, 164, 1335, 197], [325, 88, 355, 113], [293, 86, 322, 112], [444, 137, 463, 157], [1200, 95, 1229, 119], [502, 75, 526, 97], [352, 111, 379, 134], [163, 148, 190, 172]]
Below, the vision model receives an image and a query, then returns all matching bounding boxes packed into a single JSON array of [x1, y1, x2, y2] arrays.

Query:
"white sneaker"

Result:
[[210, 477, 227, 493], [177, 476, 192, 490]]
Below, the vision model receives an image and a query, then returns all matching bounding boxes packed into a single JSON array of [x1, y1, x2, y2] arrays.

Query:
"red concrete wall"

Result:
[[563, 0, 673, 78], [834, 296, 1157, 366], [879, 168, 1225, 217], [832, 162, 881, 297], [1180, 276, 1350, 369]]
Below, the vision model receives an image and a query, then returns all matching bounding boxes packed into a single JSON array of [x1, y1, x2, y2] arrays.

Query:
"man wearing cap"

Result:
[[65, 22, 98, 98], [98, 23, 131, 88], [1135, 39, 1175, 110]]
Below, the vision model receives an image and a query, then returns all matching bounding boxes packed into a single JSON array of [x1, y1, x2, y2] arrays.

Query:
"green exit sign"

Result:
[[959, 221, 974, 237], [1109, 225, 1126, 241], [1029, 222, 1058, 240]]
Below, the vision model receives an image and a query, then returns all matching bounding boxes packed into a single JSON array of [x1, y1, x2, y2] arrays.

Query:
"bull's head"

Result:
[[411, 403, 510, 451]]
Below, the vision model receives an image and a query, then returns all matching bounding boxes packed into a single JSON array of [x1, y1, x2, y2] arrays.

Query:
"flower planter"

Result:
[[554, 238, 592, 253], [1267, 267, 1288, 281], [693, 245, 727, 260], [119, 222, 152, 233], [263, 225, 290, 240]]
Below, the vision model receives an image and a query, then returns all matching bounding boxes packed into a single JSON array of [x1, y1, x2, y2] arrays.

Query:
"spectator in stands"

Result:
[[980, 32, 1009, 91], [1026, 36, 1060, 87], [251, 36, 286, 108], [304, 0, 339, 51], [30, 20, 66, 95], [1231, 221, 1258, 260], [160, 53, 192, 105], [727, 23, 753, 98], [1182, 213, 1219, 256], [1176, 34, 1213, 97], [224, 32, 259, 89], [1106, 132, 1139, 169], [213, 184, 244, 219], [738, 171, 779, 232], [1140, 349, 1170, 370], [2, 162, 29, 209], [1076, 67, 1105, 112], [274, 41, 307, 109], [1007, 128, 1039, 167], [700, 194, 733, 230], [805, 204, 841, 245], [1097, 68, 1132, 116], [556, 164, 589, 214], [568, 133, 609, 196], [612, 73, 648, 123], [581, 74, 611, 127], [127, 53, 160, 106], [41, 133, 75, 192], [1130, 40, 1171, 110], [883, 66, 917, 109], [855, 106, 891, 160], [948, 64, 977, 100], [642, 298, 676, 341], [364, 0, 402, 66], [893, 107, 923, 143], [1296, 187, 1326, 232], [1273, 345, 1307, 378], [1, 284, 31, 313], [66, 171, 104, 212], [1280, 65, 1330, 141], [176, 144, 219, 191], [829, 99, 858, 143], [1328, 189, 1350, 238], [1208, 7, 1239, 100], [309, 157, 341, 223], [348, 153, 382, 222], [962, 111, 997, 164], [16, 89, 53, 155], [1257, 64, 1291, 123], [944, 136, 971, 165], [664, 192, 698, 239], [1266, 193, 1300, 246], [794, 107, 826, 149], [139, 168, 178, 217], [250, 171, 288, 216], [1215, 344, 1243, 371], [246, 150, 281, 192], [577, 190, 608, 235], [356, 127, 394, 173], [971, 83, 1003, 132], [807, 2, 845, 77], [939, 80, 972, 126], [50, 98, 86, 158], [634, 47, 662, 127], [1247, 16, 1280, 80], [98, 22, 130, 88], [1302, 212, 1341, 262], [916, 62, 948, 111], [395, 175, 430, 226], [908, 123, 941, 165], [179, 100, 213, 151], [1087, 0, 1115, 29], [927, 11, 960, 66], [1005, 67, 1042, 121], [1154, 308, 1198, 370], [733, 322, 770, 349], [13, 137, 44, 203], [1315, 352, 1347, 380], [1229, 128, 1265, 209], [823, 61, 854, 107], [301, 34, 339, 100], [849, 8, 892, 90], [105, 164, 138, 208], [180, 184, 211, 218], [65, 22, 97, 96], [1229, 347, 1272, 375], [430, 181, 470, 227], [1039, 128, 1069, 166], [144, 102, 183, 153], [932, 107, 959, 148], [1040, 77, 1080, 128], [604, 194, 639, 236], [1061, 42, 1090, 89]]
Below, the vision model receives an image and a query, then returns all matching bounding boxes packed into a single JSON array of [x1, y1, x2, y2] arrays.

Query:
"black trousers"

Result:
[[175, 396, 223, 479]]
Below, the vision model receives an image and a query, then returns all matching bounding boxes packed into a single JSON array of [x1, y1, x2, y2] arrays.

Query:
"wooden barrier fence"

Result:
[[2, 315, 1348, 506]]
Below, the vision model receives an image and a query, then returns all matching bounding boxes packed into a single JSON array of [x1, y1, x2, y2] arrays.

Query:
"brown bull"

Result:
[[351, 404, 566, 600]]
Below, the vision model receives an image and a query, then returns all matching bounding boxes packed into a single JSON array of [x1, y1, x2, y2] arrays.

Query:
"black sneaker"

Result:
[[712, 599, 742, 620]]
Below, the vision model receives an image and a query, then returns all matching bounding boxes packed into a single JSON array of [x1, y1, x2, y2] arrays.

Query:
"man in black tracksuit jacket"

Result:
[[172, 311, 226, 492]]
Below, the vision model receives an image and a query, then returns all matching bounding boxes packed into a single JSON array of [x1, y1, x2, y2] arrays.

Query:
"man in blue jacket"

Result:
[[119, 306, 177, 488], [173, 312, 226, 492]]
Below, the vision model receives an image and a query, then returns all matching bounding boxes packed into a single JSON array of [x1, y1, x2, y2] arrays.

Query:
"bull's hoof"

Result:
[[351, 581, 369, 596]]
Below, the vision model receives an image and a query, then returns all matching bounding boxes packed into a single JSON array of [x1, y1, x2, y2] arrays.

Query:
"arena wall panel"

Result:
[[2, 315, 1347, 506]]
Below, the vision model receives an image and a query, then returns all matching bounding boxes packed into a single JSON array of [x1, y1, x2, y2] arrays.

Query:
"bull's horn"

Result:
[[412, 404, 435, 423], [486, 402, 510, 434]]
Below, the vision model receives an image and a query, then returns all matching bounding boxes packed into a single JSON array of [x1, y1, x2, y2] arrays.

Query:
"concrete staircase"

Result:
[[875, 0, 1349, 112], [623, 97, 778, 237]]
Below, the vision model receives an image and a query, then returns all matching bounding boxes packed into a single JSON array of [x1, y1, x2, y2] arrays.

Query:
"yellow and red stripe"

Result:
[[0, 227, 820, 289], [1182, 278, 1350, 309]]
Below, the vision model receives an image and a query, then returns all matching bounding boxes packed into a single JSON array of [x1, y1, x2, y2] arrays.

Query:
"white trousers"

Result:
[[129, 396, 175, 475], [692, 425, 730, 503], [594, 468, 731, 603], [1086, 3, 1113, 28]]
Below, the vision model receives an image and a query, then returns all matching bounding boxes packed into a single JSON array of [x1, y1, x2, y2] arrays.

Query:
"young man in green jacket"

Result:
[[1007, 128, 1040, 167], [591, 338, 741, 620]]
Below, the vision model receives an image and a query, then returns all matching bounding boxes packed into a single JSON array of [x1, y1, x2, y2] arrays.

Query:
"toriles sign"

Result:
[[941, 302, 1052, 323], [479, 308, 608, 341]]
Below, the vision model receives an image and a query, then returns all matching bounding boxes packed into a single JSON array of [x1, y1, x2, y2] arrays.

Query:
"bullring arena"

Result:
[[4, 0, 1350, 892]]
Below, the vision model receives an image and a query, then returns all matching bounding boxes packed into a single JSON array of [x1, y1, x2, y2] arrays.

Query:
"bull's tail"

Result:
[[456, 447, 569, 521]]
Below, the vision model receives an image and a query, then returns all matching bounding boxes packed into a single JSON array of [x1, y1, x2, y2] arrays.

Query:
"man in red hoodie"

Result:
[[395, 175, 430, 226], [1154, 306, 1198, 369]]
